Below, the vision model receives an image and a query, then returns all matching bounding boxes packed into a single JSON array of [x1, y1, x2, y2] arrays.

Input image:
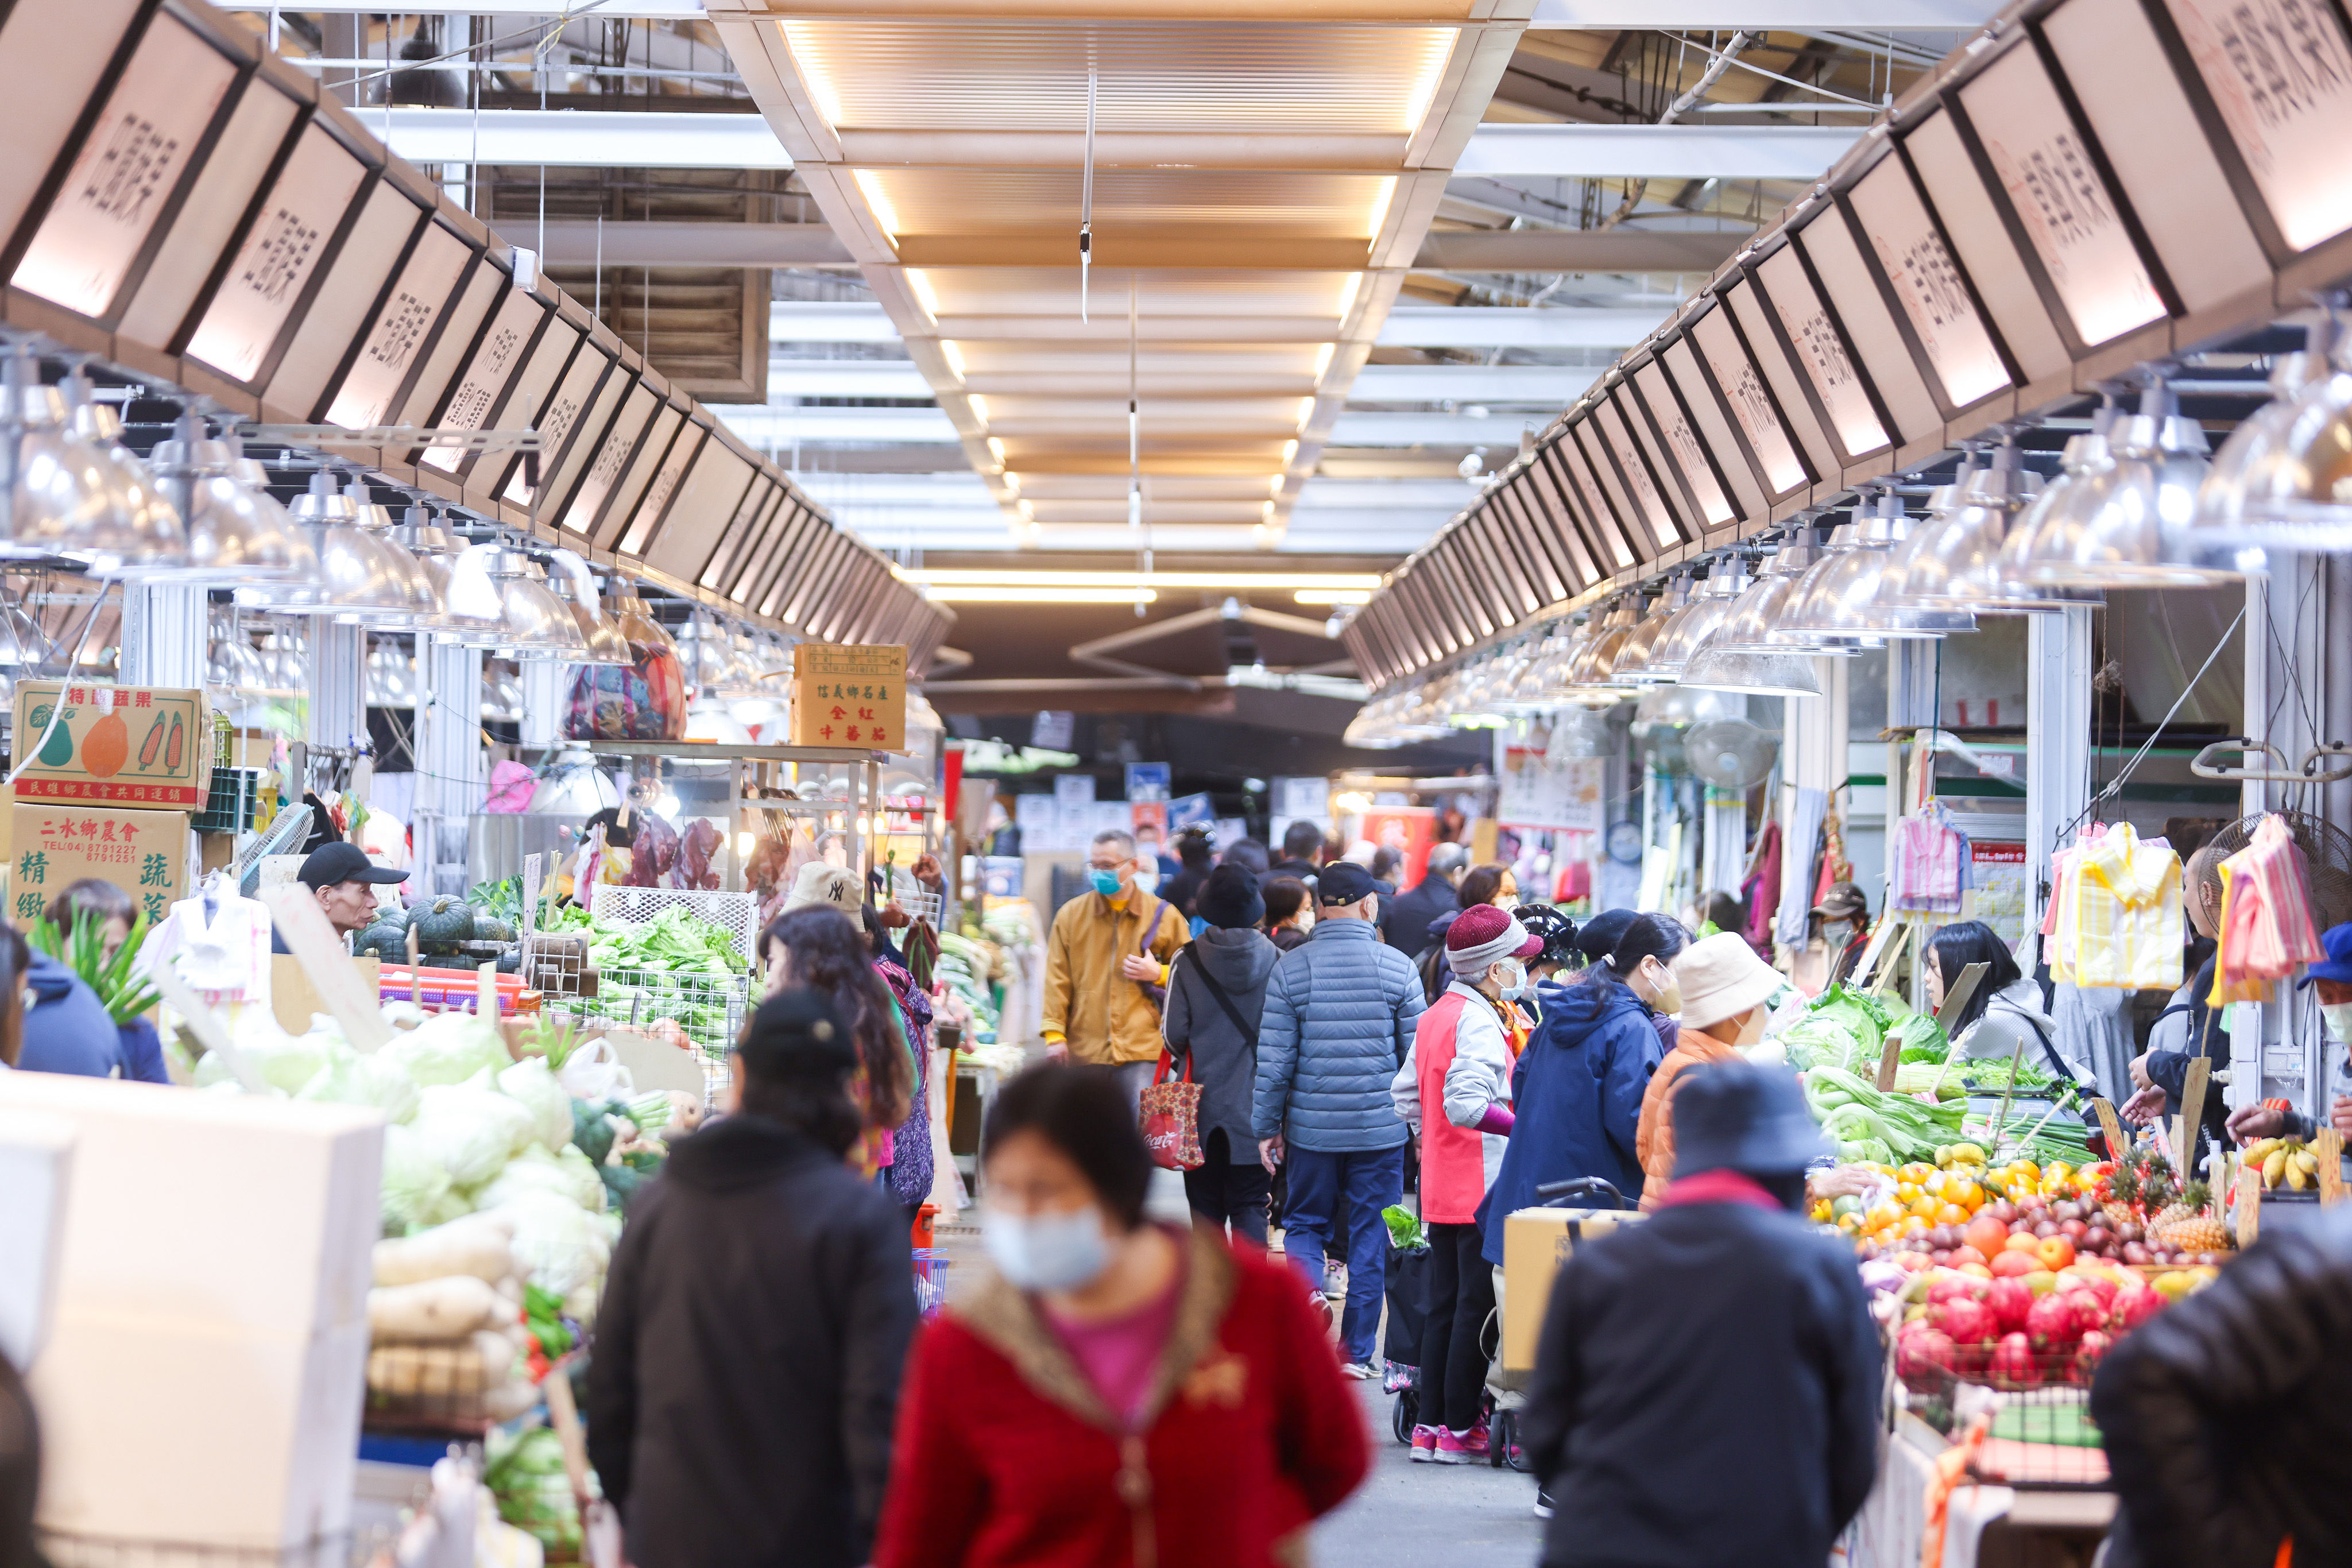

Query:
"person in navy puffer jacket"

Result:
[[1476, 913, 1691, 1265], [1253, 861, 1426, 1375]]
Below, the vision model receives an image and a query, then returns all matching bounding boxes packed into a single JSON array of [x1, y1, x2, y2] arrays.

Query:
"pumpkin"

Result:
[[405, 896, 477, 950], [473, 916, 516, 944], [358, 922, 410, 961]]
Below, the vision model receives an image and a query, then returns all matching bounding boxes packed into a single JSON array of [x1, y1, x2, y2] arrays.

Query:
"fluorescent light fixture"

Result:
[[1016, 498, 1034, 520], [968, 392, 991, 424], [1313, 342, 1337, 379], [1364, 175, 1400, 242], [940, 340, 968, 380], [1001, 471, 1020, 495], [1269, 474, 1286, 497], [1400, 29, 1457, 135], [986, 436, 1007, 464], [1295, 589, 1372, 605], [853, 169, 904, 243], [1262, 500, 1277, 519], [926, 586, 1158, 603], [779, 21, 846, 130], [1336, 273, 1364, 324], [1282, 439, 1299, 463], [1297, 396, 1317, 431], [903, 570, 1382, 589], [906, 268, 943, 320]]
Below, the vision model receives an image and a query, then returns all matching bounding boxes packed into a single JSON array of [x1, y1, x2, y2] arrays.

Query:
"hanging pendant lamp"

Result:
[[544, 549, 633, 666], [146, 421, 316, 585], [1890, 443, 2083, 614], [253, 472, 415, 621], [2190, 319, 2352, 556], [1649, 563, 1748, 679], [1711, 533, 1827, 652], [1788, 494, 1972, 640], [2017, 385, 2231, 587]]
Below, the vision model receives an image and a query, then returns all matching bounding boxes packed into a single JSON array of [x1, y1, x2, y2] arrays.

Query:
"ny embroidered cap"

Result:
[[2298, 923, 2352, 988], [1446, 903, 1542, 976], [297, 842, 410, 890], [784, 861, 865, 915], [1671, 1062, 1828, 1178]]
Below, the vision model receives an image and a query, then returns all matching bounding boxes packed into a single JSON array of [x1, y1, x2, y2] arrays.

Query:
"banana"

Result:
[[2294, 1149, 2320, 1175], [2287, 1163, 2311, 1191], [2246, 1138, 2283, 1164], [2264, 1148, 2291, 1187]]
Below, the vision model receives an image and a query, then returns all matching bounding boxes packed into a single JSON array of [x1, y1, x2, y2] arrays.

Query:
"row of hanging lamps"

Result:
[[1, 350, 186, 571], [545, 549, 634, 666], [264, 471, 415, 622], [1612, 577, 1688, 684], [1648, 562, 1749, 679], [147, 420, 315, 584], [1888, 442, 2076, 614], [1711, 529, 1824, 652], [59, 371, 181, 571], [1564, 597, 1635, 687], [1790, 493, 1974, 641], [2191, 316, 2352, 556], [2010, 383, 2231, 587], [447, 545, 587, 660]]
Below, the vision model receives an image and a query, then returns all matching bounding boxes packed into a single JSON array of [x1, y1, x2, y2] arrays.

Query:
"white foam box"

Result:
[[0, 1073, 384, 1550]]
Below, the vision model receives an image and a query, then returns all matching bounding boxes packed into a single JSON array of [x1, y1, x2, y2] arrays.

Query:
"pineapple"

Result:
[[2155, 1181, 2231, 1256]]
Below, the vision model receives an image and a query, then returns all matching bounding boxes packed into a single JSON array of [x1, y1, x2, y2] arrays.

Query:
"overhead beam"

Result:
[[1379, 305, 1665, 347], [533, 220, 853, 267], [760, 361, 1595, 402], [1456, 124, 1861, 180], [385, 109, 1856, 185], [1410, 228, 1744, 274], [718, 405, 1567, 448]]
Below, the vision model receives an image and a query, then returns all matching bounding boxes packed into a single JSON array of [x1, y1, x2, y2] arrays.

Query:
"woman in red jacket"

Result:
[[876, 1065, 1370, 1568]]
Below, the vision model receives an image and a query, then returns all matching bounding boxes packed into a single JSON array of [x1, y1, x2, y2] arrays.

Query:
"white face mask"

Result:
[[2324, 1002, 2352, 1045], [1494, 895, 1520, 912], [1492, 959, 1533, 1002], [1131, 869, 1160, 897], [1639, 957, 1684, 1016], [982, 1205, 1113, 1293]]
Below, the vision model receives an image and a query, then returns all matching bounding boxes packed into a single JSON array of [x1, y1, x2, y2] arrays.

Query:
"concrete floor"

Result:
[[1314, 1381, 1547, 1566]]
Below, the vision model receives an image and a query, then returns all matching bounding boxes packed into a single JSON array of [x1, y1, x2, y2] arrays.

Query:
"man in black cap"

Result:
[[1811, 881, 1873, 989], [1253, 859, 1426, 1375], [1522, 1061, 1879, 1555], [269, 843, 411, 954], [590, 989, 917, 1568]]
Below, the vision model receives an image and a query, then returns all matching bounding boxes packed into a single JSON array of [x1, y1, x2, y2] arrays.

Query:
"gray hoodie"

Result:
[[1163, 927, 1281, 1163]]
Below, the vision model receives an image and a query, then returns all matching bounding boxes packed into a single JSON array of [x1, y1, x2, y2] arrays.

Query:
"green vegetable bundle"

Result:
[[586, 905, 742, 976], [1803, 1063, 1967, 1164], [30, 908, 158, 1026]]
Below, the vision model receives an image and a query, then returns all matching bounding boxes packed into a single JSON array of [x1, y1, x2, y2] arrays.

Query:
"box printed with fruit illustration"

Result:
[[9, 682, 211, 809]]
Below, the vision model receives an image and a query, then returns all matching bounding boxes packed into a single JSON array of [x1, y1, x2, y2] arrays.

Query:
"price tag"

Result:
[[1876, 1031, 1904, 1093], [2236, 1163, 2263, 1245], [2178, 1058, 2212, 1177], [2320, 1128, 2346, 1206], [2092, 1097, 2128, 1160]]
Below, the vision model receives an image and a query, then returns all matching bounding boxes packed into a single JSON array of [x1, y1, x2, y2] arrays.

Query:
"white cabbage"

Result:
[[388, 1012, 510, 1088], [379, 1122, 452, 1236], [475, 1145, 606, 1215], [496, 1058, 572, 1151], [492, 1190, 613, 1298], [412, 1078, 537, 1189]]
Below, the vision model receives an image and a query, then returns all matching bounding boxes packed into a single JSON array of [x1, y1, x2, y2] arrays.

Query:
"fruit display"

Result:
[[2243, 1136, 2322, 1191], [1885, 1257, 2207, 1394], [1826, 1143, 2234, 1270]]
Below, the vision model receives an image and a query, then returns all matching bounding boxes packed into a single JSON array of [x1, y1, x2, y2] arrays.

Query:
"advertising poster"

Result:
[[1498, 745, 1605, 833], [1362, 807, 1437, 886]]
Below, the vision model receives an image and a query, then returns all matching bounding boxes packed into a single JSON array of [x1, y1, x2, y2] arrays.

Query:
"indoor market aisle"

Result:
[[1314, 1383, 1545, 1565]]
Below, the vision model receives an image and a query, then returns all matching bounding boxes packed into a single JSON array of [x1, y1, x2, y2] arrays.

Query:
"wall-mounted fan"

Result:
[[1684, 719, 1780, 792]]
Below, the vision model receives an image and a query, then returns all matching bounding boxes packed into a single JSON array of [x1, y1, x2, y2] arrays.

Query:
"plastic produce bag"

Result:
[[564, 589, 685, 740]]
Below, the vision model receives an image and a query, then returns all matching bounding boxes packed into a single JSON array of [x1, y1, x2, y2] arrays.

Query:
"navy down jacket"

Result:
[[1476, 972, 1668, 1265], [1252, 918, 1425, 1153]]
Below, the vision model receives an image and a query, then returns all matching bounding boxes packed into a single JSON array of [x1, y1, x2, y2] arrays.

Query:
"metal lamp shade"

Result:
[[2191, 346, 2352, 555], [2019, 409, 2231, 587], [256, 474, 416, 620], [60, 376, 183, 572], [1650, 567, 1747, 677], [1789, 498, 1969, 640], [1891, 456, 2082, 614], [544, 549, 633, 666], [1712, 540, 1824, 651], [145, 436, 317, 585]]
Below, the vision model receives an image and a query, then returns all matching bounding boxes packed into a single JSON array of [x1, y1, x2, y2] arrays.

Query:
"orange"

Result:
[[1908, 1194, 1940, 1219], [1895, 1183, 1922, 1205], [1935, 1203, 1969, 1227], [1924, 1171, 1950, 1198], [1947, 1177, 1983, 1211]]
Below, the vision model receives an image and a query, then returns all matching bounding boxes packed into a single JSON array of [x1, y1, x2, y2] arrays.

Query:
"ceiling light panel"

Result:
[[1843, 156, 2013, 413], [777, 20, 1457, 135]]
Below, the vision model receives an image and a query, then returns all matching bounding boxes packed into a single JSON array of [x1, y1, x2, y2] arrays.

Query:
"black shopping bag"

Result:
[[1382, 1243, 1433, 1367]]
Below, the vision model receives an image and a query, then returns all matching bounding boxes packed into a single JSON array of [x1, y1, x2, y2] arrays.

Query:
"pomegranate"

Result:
[[2082, 1226, 2114, 1256], [2059, 1218, 2088, 1242], [2122, 1241, 2152, 1265], [2034, 1220, 2061, 1240]]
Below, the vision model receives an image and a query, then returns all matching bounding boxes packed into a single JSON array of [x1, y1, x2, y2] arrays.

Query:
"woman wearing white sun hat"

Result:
[[1635, 932, 1786, 1209]]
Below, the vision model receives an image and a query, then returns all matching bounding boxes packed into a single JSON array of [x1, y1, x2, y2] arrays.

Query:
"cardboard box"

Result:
[[8, 803, 190, 928], [1500, 1205, 1645, 1374], [272, 953, 382, 1036], [792, 644, 907, 749], [10, 681, 211, 809], [0, 1073, 381, 1550]]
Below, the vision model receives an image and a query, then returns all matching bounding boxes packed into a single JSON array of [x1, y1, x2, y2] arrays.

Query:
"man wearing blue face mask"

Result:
[[1042, 828, 1192, 1110]]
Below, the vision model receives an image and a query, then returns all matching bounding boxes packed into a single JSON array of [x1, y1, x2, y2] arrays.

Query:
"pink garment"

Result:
[[1740, 820, 1781, 959], [1043, 1254, 1186, 1427]]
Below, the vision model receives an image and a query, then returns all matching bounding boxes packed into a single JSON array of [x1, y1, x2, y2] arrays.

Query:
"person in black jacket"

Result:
[[1383, 842, 1468, 960], [2092, 1202, 2352, 1568], [587, 988, 918, 1568], [1164, 864, 1279, 1243], [1522, 1061, 1879, 1557]]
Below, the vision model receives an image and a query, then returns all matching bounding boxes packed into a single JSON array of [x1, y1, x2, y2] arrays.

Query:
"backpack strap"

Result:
[[1178, 943, 1258, 1046]]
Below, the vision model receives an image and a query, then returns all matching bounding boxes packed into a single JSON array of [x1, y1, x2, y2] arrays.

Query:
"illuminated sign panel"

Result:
[[1692, 294, 1816, 489], [1848, 157, 2014, 410], [185, 125, 368, 385], [2161, 0, 2352, 253]]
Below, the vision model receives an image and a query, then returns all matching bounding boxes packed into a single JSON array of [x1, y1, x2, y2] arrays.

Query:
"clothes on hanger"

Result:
[[1891, 801, 1972, 914], [2208, 814, 2326, 1003], [2044, 822, 2183, 990], [145, 883, 273, 1004]]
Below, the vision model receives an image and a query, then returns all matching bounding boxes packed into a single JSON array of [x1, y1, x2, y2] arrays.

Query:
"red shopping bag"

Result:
[[1139, 1048, 1204, 1171]]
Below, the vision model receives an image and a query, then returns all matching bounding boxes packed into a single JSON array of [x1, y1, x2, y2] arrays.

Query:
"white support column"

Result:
[[414, 632, 485, 897], [308, 619, 366, 753], [519, 660, 566, 752], [1773, 656, 1843, 951], [2024, 605, 2095, 943], [119, 585, 208, 690]]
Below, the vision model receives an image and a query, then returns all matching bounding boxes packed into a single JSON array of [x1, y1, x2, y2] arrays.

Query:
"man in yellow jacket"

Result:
[[1042, 828, 1191, 1108]]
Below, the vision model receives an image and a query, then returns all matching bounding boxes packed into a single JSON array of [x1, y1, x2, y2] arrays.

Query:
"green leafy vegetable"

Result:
[[29, 907, 160, 1026]]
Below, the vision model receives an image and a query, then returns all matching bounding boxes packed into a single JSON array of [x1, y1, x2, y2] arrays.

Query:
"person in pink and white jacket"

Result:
[[1390, 903, 1542, 1465]]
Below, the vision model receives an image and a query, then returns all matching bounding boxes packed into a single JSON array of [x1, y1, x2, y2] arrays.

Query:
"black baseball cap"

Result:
[[1315, 861, 1380, 908], [297, 842, 411, 891], [736, 987, 858, 1077]]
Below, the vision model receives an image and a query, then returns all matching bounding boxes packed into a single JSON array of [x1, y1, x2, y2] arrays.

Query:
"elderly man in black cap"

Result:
[[1522, 1061, 1880, 1554], [590, 989, 917, 1568], [269, 843, 412, 953]]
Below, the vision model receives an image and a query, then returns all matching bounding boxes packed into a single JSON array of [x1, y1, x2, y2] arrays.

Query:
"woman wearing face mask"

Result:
[[1418, 863, 1515, 999], [1478, 913, 1690, 1252], [1635, 932, 1785, 1210], [1390, 905, 1541, 1464], [876, 1066, 1370, 1568]]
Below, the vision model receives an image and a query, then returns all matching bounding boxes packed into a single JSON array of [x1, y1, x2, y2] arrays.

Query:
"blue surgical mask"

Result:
[[982, 1205, 1113, 1292], [1088, 868, 1123, 898]]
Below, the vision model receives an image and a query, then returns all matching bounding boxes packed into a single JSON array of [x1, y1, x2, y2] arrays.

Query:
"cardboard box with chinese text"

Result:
[[10, 681, 211, 810], [9, 804, 191, 929], [791, 644, 907, 750]]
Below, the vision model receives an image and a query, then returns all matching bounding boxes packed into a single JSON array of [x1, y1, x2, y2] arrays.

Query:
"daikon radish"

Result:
[[368, 1329, 518, 1397], [374, 1213, 516, 1287], [369, 1275, 514, 1339]]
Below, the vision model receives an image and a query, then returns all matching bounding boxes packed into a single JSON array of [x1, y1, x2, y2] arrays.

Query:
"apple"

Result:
[[1990, 1249, 2040, 1279], [2037, 1235, 2078, 1271], [1951, 1245, 1989, 1268], [2005, 1232, 2043, 1255]]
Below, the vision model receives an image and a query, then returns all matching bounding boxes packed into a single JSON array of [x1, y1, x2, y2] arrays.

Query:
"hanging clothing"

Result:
[[2068, 823, 2184, 991], [1740, 820, 1782, 961], [144, 892, 273, 1005], [2210, 815, 2327, 1002], [1777, 789, 1828, 949], [1890, 803, 1972, 915]]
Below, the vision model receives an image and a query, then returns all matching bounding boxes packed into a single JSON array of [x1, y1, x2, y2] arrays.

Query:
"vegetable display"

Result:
[[1805, 1064, 1968, 1166], [31, 907, 159, 1026]]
